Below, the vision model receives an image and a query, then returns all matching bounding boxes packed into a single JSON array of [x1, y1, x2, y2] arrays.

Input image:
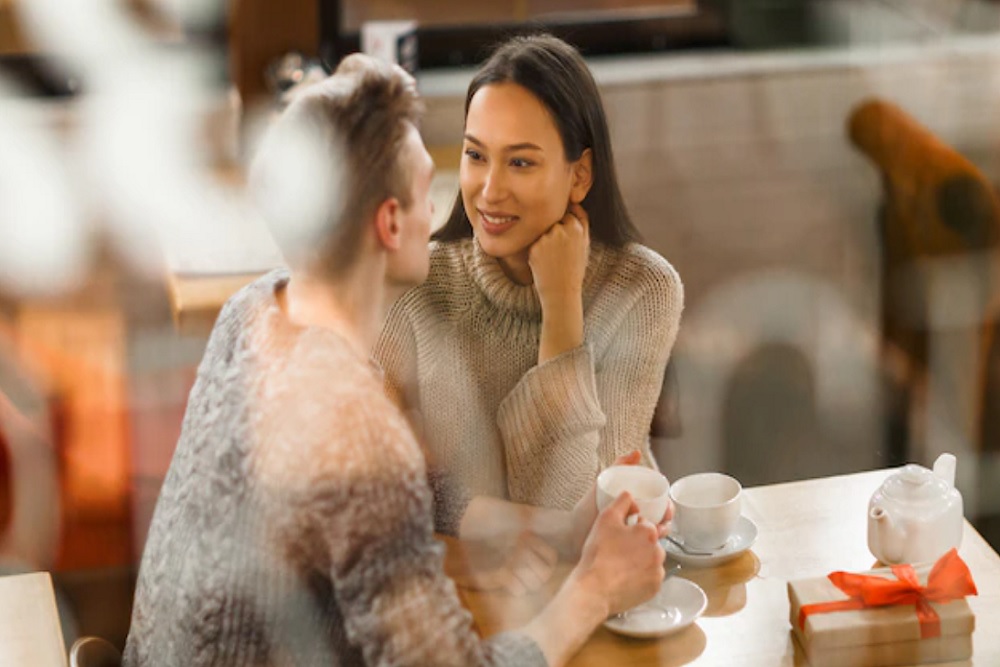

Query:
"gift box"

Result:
[[787, 549, 977, 667]]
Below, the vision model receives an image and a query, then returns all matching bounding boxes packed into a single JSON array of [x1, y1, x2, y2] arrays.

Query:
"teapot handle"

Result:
[[933, 453, 957, 488]]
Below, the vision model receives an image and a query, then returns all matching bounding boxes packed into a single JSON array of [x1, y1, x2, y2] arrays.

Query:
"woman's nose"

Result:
[[481, 166, 507, 202]]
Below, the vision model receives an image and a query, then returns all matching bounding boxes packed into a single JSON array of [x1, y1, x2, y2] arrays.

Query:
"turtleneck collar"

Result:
[[460, 236, 609, 318]]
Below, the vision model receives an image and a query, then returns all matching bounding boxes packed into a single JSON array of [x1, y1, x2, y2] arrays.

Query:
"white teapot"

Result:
[[867, 454, 964, 565]]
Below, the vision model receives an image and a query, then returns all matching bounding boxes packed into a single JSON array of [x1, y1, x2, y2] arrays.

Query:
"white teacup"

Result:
[[669, 473, 742, 551], [596, 466, 670, 524]]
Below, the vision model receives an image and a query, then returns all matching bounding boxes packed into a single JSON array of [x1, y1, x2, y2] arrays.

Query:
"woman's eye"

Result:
[[463, 149, 483, 162], [510, 158, 534, 168]]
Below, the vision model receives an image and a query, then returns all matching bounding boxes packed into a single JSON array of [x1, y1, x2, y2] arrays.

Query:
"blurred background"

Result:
[[2, 0, 1000, 655]]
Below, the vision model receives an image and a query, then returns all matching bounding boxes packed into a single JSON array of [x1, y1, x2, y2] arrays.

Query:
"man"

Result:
[[125, 54, 665, 667]]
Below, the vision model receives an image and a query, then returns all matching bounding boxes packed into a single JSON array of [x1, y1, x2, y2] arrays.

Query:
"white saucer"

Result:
[[603, 576, 707, 639], [661, 515, 758, 568]]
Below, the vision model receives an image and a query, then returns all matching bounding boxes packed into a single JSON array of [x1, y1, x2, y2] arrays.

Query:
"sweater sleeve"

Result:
[[316, 426, 547, 667], [594, 262, 683, 470], [374, 298, 470, 536], [497, 259, 684, 509], [497, 346, 606, 509]]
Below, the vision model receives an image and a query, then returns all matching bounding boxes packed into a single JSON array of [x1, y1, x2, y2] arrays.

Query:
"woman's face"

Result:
[[460, 82, 590, 267]]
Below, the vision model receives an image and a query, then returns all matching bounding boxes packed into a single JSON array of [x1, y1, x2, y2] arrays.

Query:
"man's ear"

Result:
[[374, 197, 402, 250], [569, 148, 594, 205]]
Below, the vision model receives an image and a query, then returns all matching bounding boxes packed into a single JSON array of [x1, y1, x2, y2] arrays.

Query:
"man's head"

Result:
[[250, 53, 432, 285]]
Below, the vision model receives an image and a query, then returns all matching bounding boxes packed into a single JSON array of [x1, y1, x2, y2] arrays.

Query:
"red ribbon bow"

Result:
[[798, 548, 978, 639]]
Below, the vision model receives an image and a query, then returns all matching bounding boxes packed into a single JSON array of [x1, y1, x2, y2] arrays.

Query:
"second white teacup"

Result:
[[596, 465, 670, 524], [670, 473, 742, 551]]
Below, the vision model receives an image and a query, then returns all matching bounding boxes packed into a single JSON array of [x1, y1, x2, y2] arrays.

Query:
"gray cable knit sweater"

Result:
[[374, 238, 683, 511], [124, 270, 546, 667]]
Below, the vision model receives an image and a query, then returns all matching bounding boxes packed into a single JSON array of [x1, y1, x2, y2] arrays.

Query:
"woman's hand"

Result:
[[530, 203, 590, 364], [447, 531, 558, 596], [529, 203, 590, 306]]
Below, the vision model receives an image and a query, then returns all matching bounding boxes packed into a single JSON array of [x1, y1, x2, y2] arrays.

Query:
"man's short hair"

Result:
[[250, 54, 424, 278]]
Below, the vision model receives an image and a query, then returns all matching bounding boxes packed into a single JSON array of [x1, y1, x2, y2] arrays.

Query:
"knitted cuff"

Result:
[[486, 632, 549, 667], [497, 346, 608, 508], [497, 345, 606, 446]]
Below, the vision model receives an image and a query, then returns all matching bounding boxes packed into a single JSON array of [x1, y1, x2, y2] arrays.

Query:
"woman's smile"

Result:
[[478, 209, 520, 235]]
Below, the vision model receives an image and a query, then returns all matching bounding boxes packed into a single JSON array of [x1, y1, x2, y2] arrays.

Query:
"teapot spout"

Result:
[[870, 506, 904, 564], [933, 453, 957, 488]]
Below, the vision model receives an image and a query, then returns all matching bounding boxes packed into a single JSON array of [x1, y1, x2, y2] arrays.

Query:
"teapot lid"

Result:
[[883, 464, 951, 503]]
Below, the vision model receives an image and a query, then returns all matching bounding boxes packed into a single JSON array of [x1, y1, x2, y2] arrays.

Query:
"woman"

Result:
[[124, 54, 666, 667], [375, 34, 684, 509]]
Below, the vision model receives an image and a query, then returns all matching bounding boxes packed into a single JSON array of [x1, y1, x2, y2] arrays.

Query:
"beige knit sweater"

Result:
[[374, 238, 683, 510]]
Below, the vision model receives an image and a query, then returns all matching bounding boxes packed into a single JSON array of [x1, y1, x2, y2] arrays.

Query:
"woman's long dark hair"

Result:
[[432, 34, 642, 247]]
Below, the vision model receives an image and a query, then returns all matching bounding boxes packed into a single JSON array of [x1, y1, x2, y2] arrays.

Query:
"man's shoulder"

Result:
[[263, 341, 424, 482], [217, 268, 289, 321]]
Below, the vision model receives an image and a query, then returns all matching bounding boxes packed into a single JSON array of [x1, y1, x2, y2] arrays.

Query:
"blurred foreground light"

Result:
[[20, 0, 244, 280], [77, 55, 215, 276], [154, 0, 223, 29], [19, 0, 146, 67], [0, 93, 89, 297], [247, 106, 342, 266]]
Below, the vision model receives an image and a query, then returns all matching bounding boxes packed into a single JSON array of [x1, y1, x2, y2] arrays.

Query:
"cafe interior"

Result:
[[2, 0, 1000, 665]]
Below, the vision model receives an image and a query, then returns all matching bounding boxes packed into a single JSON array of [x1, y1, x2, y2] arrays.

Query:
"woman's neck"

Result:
[[497, 251, 534, 286]]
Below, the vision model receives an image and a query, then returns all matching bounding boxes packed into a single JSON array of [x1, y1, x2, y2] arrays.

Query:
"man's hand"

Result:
[[571, 491, 666, 616], [563, 450, 673, 559]]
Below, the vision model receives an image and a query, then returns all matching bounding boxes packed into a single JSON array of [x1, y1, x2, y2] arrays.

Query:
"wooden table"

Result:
[[0, 571, 67, 667], [445, 470, 1000, 666]]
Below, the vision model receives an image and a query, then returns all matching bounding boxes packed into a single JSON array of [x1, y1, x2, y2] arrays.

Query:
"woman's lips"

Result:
[[478, 210, 518, 235]]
